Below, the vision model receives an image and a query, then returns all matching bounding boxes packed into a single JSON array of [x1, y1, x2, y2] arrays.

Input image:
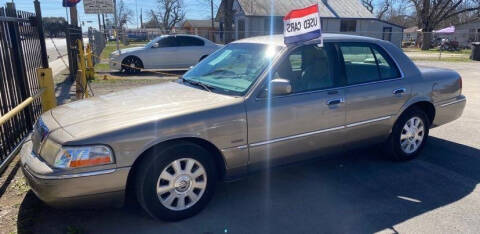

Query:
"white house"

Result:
[[216, 0, 404, 46]]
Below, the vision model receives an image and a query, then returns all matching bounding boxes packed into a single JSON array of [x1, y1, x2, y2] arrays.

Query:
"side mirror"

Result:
[[264, 78, 292, 97], [152, 42, 160, 48]]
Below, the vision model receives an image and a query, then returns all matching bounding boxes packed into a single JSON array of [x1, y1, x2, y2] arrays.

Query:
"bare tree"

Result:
[[377, 1, 392, 19], [362, 0, 375, 13], [409, 0, 480, 49], [116, 0, 133, 29], [153, 0, 186, 33]]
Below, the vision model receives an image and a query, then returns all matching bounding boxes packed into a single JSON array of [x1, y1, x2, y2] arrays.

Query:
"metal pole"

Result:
[[98, 13, 101, 30], [102, 13, 106, 32], [70, 6, 78, 26], [34, 0, 49, 68], [113, 0, 120, 53]]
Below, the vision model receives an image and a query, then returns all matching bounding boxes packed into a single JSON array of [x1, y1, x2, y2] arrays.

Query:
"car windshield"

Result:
[[182, 43, 282, 95], [144, 35, 166, 48]]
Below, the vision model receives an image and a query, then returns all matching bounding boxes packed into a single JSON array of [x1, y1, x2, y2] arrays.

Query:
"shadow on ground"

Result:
[[17, 136, 480, 233]]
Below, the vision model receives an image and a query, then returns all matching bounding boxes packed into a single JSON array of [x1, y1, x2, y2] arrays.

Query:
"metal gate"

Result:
[[0, 2, 46, 171]]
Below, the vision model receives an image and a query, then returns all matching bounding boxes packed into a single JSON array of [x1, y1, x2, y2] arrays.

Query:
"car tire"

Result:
[[385, 107, 430, 161], [135, 142, 217, 221], [122, 56, 142, 74]]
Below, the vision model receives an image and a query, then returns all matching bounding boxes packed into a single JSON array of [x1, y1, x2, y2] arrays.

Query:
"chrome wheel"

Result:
[[400, 116, 425, 154], [156, 158, 207, 211]]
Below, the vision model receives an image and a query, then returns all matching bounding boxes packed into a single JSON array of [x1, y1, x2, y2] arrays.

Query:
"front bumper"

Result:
[[109, 57, 122, 71], [20, 140, 130, 208]]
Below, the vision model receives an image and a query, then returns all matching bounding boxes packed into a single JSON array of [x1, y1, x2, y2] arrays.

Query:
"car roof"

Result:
[[232, 33, 382, 47]]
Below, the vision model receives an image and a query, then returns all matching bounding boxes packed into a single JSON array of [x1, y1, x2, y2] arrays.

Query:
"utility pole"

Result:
[[140, 9, 143, 29], [210, 0, 214, 29], [210, 0, 214, 41], [135, 0, 139, 29], [113, 0, 120, 53]]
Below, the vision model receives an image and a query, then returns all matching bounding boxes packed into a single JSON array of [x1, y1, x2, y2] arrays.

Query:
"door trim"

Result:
[[249, 126, 345, 147], [346, 115, 392, 128]]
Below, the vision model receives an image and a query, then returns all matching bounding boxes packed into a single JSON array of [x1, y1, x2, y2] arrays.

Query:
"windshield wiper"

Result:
[[181, 78, 213, 92]]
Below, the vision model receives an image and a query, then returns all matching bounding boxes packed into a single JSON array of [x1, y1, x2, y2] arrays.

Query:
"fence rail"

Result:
[[0, 2, 46, 173]]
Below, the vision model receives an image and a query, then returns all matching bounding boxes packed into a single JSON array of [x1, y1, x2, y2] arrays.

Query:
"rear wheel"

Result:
[[135, 142, 217, 221], [122, 56, 142, 74], [385, 108, 429, 161]]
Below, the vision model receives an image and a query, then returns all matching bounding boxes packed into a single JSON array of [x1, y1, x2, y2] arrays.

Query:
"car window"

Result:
[[273, 44, 336, 94], [340, 44, 400, 85], [182, 43, 282, 95], [372, 47, 401, 79], [178, 36, 205, 46], [156, 36, 178, 48], [340, 45, 380, 85]]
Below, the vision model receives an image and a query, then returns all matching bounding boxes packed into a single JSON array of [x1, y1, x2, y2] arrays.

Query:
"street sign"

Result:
[[83, 0, 114, 14], [63, 0, 82, 7], [283, 4, 322, 45]]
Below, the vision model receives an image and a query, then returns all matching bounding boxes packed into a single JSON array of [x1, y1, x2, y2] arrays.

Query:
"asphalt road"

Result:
[[20, 61, 480, 234]]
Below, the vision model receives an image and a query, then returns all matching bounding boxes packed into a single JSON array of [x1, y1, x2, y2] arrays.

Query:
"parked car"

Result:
[[20, 34, 466, 221], [109, 34, 221, 73]]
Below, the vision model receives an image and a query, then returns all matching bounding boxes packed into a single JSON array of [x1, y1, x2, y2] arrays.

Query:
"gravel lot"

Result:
[[1, 61, 479, 234]]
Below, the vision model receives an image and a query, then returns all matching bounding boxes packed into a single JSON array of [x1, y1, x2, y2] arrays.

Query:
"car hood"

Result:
[[116, 46, 145, 54], [50, 82, 239, 138]]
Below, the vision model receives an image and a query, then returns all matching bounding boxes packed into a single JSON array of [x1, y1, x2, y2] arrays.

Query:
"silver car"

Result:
[[20, 34, 466, 221], [109, 34, 221, 73]]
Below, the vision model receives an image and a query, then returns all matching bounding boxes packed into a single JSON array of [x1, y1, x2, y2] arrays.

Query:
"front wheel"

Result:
[[385, 107, 429, 161], [122, 56, 142, 74], [135, 142, 217, 221]]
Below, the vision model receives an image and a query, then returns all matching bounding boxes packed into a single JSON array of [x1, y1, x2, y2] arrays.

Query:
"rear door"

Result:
[[339, 43, 411, 148], [176, 36, 207, 68]]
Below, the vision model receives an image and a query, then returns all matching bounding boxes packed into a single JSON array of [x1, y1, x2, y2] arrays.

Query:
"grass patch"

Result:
[[403, 47, 471, 54], [409, 56, 473, 62], [12, 177, 29, 195]]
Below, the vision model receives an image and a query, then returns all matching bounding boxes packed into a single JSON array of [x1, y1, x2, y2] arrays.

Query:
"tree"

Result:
[[362, 0, 375, 13], [409, 0, 480, 49], [116, 0, 133, 30], [43, 17, 67, 37], [151, 0, 186, 33], [222, 0, 234, 43]]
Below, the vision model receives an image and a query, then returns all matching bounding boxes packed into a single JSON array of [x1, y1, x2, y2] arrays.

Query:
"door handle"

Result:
[[393, 88, 406, 95], [327, 98, 344, 106]]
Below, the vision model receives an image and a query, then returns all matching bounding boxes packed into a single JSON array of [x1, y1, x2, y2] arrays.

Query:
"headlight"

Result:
[[110, 51, 120, 58], [54, 145, 114, 169]]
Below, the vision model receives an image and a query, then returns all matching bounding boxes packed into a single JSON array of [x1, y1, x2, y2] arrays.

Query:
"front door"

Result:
[[246, 43, 347, 168], [143, 36, 179, 69], [339, 43, 411, 148]]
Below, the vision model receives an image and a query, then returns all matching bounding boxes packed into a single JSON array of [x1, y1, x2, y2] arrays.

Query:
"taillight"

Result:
[[459, 76, 462, 94]]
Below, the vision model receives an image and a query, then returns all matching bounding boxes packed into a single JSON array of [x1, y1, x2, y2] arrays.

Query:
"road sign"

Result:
[[83, 0, 114, 14]]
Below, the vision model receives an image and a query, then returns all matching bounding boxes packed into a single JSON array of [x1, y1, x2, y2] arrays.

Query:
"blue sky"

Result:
[[2, 0, 220, 30]]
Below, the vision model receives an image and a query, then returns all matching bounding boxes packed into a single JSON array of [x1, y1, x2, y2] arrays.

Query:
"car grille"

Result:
[[31, 118, 49, 154]]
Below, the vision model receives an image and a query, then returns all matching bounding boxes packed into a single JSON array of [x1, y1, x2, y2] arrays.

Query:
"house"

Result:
[[182, 20, 220, 41], [404, 26, 419, 42], [216, 0, 404, 46], [455, 20, 480, 47]]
